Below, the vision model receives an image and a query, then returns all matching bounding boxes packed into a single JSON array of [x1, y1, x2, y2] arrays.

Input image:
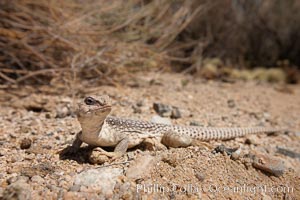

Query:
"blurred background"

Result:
[[1, 0, 299, 86]]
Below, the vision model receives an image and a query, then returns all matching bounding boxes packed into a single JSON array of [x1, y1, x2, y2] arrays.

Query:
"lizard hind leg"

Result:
[[161, 131, 193, 148]]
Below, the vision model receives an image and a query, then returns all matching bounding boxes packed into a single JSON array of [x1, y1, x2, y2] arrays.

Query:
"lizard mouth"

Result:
[[93, 105, 112, 112]]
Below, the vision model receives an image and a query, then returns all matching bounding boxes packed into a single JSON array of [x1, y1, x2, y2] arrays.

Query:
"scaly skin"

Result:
[[72, 95, 282, 157]]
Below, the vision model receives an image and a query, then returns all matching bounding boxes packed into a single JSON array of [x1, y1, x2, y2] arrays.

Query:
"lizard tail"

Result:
[[189, 127, 283, 141]]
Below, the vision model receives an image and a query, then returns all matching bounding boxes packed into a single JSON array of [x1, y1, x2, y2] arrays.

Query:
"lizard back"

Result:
[[105, 116, 280, 141]]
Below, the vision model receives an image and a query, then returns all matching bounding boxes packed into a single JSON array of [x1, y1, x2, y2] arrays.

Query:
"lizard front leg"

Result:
[[71, 131, 83, 150], [90, 138, 129, 163], [58, 131, 84, 157]]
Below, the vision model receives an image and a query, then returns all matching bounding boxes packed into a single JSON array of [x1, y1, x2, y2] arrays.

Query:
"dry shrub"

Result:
[[0, 0, 299, 85], [165, 0, 300, 72], [0, 0, 165, 85]]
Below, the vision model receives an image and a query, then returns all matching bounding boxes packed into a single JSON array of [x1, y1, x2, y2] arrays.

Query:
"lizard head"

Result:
[[77, 95, 112, 129]]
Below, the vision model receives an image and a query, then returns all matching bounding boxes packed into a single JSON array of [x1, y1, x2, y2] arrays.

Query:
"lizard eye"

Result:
[[84, 97, 96, 105]]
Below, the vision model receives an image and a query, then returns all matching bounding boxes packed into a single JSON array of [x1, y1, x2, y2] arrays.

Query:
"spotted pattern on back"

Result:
[[106, 116, 168, 136], [104, 116, 280, 141]]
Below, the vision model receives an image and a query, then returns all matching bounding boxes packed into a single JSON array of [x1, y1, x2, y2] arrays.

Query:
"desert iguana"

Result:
[[71, 95, 281, 158]]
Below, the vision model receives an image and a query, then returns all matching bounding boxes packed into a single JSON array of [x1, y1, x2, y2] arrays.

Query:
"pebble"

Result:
[[245, 135, 261, 145], [195, 172, 205, 182], [171, 107, 181, 119], [227, 99, 236, 108], [56, 105, 71, 118], [69, 184, 80, 192], [231, 148, 242, 160], [2, 179, 31, 200], [189, 121, 203, 126], [10, 154, 24, 163], [47, 184, 60, 192], [63, 191, 80, 200], [252, 153, 285, 177], [132, 105, 142, 113], [45, 113, 51, 119], [74, 168, 123, 196], [212, 144, 239, 155], [126, 154, 157, 179], [136, 100, 144, 107], [262, 194, 272, 200], [20, 138, 32, 149], [17, 176, 29, 183], [7, 176, 18, 184], [276, 147, 300, 160], [153, 103, 173, 117], [31, 175, 44, 184], [119, 182, 133, 200]]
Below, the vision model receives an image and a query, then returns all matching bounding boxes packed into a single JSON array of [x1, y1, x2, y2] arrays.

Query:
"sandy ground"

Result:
[[0, 72, 299, 199]]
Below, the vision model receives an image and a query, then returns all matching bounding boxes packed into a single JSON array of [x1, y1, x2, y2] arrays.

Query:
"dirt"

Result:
[[0, 72, 299, 199]]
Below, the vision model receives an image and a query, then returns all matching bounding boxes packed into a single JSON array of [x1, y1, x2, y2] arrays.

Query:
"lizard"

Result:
[[70, 95, 282, 158]]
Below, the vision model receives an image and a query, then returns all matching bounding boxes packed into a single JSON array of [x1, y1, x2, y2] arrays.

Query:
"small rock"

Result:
[[262, 194, 272, 200], [245, 135, 261, 145], [47, 184, 59, 192], [20, 138, 32, 149], [21, 163, 54, 178], [7, 176, 18, 185], [276, 147, 300, 160], [25, 146, 45, 155], [195, 172, 205, 182], [180, 108, 192, 118], [17, 176, 29, 183], [9, 133, 17, 139], [241, 154, 255, 169], [212, 144, 239, 155], [45, 113, 51, 119], [119, 182, 133, 199], [190, 121, 203, 127], [252, 153, 285, 177], [231, 148, 242, 161], [132, 105, 142, 114], [119, 100, 131, 107], [189, 121, 203, 126], [63, 191, 79, 200], [11, 154, 24, 163], [153, 103, 182, 119], [136, 100, 144, 107], [31, 175, 44, 184], [69, 184, 81, 192], [2, 180, 31, 200], [161, 153, 180, 167], [227, 99, 236, 108], [74, 168, 123, 197], [250, 112, 264, 120], [126, 154, 158, 179], [56, 105, 71, 118], [150, 115, 172, 125], [221, 116, 228, 121], [171, 107, 181, 119], [153, 103, 173, 117]]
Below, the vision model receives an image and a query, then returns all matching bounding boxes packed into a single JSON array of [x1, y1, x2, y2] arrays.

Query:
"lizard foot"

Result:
[[89, 148, 123, 164], [142, 138, 167, 151]]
